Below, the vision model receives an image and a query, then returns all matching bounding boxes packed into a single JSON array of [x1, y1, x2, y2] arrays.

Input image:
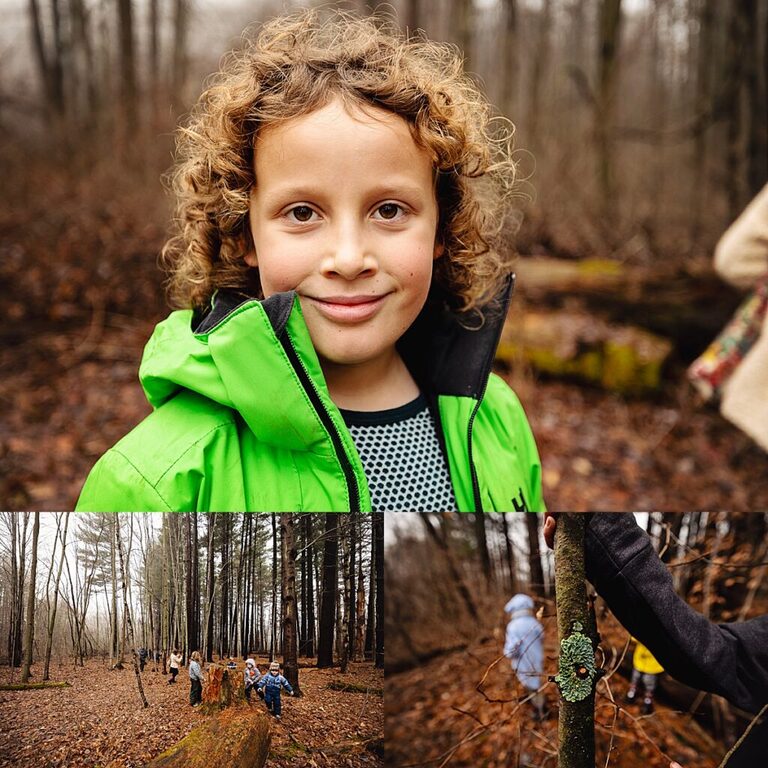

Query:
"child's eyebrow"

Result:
[[259, 181, 430, 204]]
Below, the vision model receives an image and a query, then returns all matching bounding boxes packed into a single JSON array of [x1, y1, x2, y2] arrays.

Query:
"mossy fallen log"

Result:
[[146, 708, 270, 768], [498, 309, 673, 394], [0, 681, 71, 690], [514, 256, 742, 356], [326, 680, 383, 695]]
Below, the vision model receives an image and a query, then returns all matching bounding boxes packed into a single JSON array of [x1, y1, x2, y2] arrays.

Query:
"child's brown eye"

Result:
[[377, 203, 401, 220], [290, 206, 314, 222]]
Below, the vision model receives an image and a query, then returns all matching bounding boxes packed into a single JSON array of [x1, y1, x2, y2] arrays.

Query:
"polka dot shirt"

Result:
[[340, 394, 458, 513]]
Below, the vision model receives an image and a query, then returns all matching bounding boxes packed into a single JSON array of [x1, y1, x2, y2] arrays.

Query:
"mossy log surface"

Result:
[[514, 256, 742, 355], [499, 309, 673, 394], [0, 681, 71, 691], [146, 708, 270, 768]]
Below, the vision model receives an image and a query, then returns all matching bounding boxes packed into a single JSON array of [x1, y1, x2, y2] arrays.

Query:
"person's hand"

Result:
[[670, 762, 683, 768], [543, 513, 556, 549]]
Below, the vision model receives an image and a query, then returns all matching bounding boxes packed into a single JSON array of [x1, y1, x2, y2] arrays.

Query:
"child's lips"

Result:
[[306, 294, 388, 323]]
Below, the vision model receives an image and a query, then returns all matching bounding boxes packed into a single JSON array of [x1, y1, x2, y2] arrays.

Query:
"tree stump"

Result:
[[146, 664, 270, 768], [146, 709, 270, 768], [200, 664, 245, 714]]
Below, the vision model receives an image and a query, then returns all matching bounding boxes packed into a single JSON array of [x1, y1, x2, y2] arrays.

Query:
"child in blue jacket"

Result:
[[257, 661, 294, 720]]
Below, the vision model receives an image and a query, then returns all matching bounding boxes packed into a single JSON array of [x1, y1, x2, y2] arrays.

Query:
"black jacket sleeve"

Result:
[[584, 513, 768, 714]]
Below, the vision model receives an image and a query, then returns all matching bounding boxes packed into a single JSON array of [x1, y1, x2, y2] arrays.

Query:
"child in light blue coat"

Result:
[[504, 593, 546, 720]]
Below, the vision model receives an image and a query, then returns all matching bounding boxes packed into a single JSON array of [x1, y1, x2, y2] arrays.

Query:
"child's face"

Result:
[[247, 98, 441, 376]]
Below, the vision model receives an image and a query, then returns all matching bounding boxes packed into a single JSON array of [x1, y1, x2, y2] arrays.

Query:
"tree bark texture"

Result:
[[115, 516, 149, 708], [280, 514, 302, 694], [374, 512, 384, 669], [554, 514, 595, 768], [20, 512, 40, 684], [317, 514, 339, 668]]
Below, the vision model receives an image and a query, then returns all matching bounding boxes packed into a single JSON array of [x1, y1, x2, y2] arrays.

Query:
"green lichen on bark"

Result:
[[555, 621, 598, 702]]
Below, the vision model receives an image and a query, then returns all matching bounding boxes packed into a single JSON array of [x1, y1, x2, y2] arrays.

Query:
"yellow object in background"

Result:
[[632, 640, 664, 675]]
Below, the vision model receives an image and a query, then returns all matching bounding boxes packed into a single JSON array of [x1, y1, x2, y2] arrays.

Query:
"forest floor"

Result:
[[0, 658, 383, 768], [384, 612, 730, 768]]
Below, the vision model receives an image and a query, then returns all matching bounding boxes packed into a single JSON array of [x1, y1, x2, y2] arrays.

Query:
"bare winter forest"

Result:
[[0, 0, 767, 510], [385, 511, 768, 768], [0, 512, 384, 767]]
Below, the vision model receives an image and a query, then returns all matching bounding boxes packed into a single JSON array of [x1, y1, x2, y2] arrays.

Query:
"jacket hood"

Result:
[[138, 277, 515, 449], [505, 593, 535, 615]]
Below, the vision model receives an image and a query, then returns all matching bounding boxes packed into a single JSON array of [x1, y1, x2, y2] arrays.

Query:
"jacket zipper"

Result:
[[467, 392, 485, 513], [466, 275, 516, 512], [280, 334, 361, 512]]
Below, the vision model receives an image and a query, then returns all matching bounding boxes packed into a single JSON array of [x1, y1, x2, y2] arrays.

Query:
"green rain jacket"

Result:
[[76, 281, 544, 512]]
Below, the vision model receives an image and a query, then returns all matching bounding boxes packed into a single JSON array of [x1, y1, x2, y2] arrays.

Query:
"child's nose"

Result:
[[322, 224, 377, 280]]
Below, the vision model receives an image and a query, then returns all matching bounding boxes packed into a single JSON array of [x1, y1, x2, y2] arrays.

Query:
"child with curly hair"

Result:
[[76, 8, 543, 512]]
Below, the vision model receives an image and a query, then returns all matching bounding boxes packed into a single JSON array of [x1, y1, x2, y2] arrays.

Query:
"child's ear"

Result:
[[433, 242, 445, 260], [244, 249, 258, 268]]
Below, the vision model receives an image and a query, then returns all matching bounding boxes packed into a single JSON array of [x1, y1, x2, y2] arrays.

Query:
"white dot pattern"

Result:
[[341, 397, 458, 513]]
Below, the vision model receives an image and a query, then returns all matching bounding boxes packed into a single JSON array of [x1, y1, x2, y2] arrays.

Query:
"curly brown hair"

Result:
[[161, 8, 521, 315]]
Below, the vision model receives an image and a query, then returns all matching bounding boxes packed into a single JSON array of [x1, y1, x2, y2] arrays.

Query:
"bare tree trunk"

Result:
[[402, 0, 421, 32], [117, 0, 138, 132], [340, 518, 351, 673], [355, 555, 366, 662], [318, 514, 339, 669], [8, 513, 22, 669], [365, 517, 375, 661], [373, 512, 384, 669], [525, 514, 545, 596], [500, 513, 518, 595], [220, 514, 229, 657], [305, 514, 316, 657], [527, 0, 552, 145], [690, 0, 715, 243], [420, 514, 479, 623], [348, 514, 357, 661], [148, 0, 160, 116], [171, 0, 189, 112], [270, 513, 278, 660], [20, 513, 40, 684], [500, 0, 518, 115], [595, 0, 623, 231], [115, 516, 149, 708], [280, 514, 302, 695], [473, 512, 493, 586], [44, 512, 70, 680], [111, 515, 120, 667], [743, 0, 767, 199], [723, 2, 746, 220], [554, 514, 595, 768], [204, 514, 216, 662]]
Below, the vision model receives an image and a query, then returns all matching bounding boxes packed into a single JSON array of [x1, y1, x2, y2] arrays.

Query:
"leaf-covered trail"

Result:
[[0, 659, 383, 768], [384, 620, 724, 768]]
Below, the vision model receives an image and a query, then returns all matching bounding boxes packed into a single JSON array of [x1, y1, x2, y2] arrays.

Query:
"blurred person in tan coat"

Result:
[[714, 183, 768, 452]]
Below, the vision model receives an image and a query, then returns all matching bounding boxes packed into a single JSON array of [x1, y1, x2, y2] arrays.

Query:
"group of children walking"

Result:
[[163, 651, 294, 718]]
